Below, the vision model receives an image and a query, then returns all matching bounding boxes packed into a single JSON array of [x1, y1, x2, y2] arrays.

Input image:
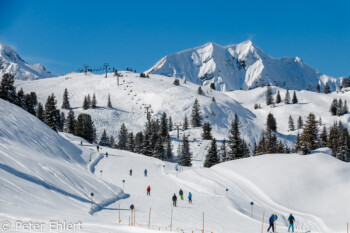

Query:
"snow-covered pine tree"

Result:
[[87, 94, 92, 108], [292, 91, 298, 104], [178, 134, 192, 167], [36, 102, 44, 121], [159, 112, 168, 137], [82, 96, 89, 110], [118, 123, 128, 150], [191, 98, 202, 127], [265, 85, 274, 105], [316, 83, 321, 93], [153, 137, 165, 160], [288, 115, 295, 131], [142, 132, 153, 156], [126, 132, 135, 152], [61, 88, 71, 109], [297, 116, 303, 129], [183, 115, 189, 130], [284, 90, 290, 104], [197, 86, 204, 95], [298, 113, 319, 154], [329, 98, 338, 116], [65, 109, 76, 134], [0, 73, 17, 103], [91, 93, 97, 109], [219, 139, 228, 162], [44, 94, 59, 131], [337, 99, 343, 116], [266, 113, 277, 132], [227, 113, 246, 160], [75, 113, 95, 143], [324, 83, 331, 94], [99, 129, 110, 146], [168, 116, 173, 131], [134, 132, 144, 153], [343, 100, 349, 115], [320, 125, 328, 147], [276, 91, 281, 103], [107, 93, 112, 108], [204, 138, 219, 167], [110, 136, 115, 148], [201, 122, 212, 140]]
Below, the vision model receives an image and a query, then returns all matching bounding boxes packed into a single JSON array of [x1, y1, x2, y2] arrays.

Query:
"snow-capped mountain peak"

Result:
[[0, 43, 54, 80], [146, 41, 341, 91]]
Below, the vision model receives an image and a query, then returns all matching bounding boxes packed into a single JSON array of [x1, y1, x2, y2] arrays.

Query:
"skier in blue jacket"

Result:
[[267, 214, 278, 232], [144, 169, 147, 177], [288, 214, 295, 232]]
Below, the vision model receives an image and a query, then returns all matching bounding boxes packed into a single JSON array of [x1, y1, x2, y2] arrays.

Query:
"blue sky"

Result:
[[1, 0, 349, 77]]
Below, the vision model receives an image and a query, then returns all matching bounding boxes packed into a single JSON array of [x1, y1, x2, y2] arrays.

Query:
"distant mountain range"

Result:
[[146, 41, 343, 91], [0, 44, 54, 80]]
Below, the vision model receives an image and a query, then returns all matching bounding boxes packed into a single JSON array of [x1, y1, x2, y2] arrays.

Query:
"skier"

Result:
[[97, 145, 100, 152], [288, 214, 295, 232], [188, 192, 192, 204], [106, 152, 108, 158], [172, 193, 177, 207], [130, 169, 132, 176], [267, 214, 278, 232], [80, 141, 83, 145], [144, 169, 148, 177], [179, 189, 184, 200], [147, 186, 151, 196], [130, 203, 134, 212]]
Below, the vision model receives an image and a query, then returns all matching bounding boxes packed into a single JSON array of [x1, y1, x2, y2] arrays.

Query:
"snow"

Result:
[[146, 41, 343, 91], [1, 98, 350, 232], [0, 43, 54, 80]]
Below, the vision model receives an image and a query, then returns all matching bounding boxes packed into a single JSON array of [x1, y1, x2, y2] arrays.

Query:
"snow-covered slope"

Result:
[[147, 41, 341, 91], [0, 43, 54, 80], [0, 99, 125, 223]]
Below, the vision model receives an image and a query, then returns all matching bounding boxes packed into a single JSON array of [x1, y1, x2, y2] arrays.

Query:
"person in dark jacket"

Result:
[[267, 214, 278, 232], [288, 214, 295, 232], [130, 204, 134, 211], [179, 189, 184, 200], [147, 186, 151, 196], [172, 194, 177, 207], [130, 169, 132, 176]]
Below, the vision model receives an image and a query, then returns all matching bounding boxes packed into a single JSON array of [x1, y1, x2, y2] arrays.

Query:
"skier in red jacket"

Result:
[[147, 186, 151, 196]]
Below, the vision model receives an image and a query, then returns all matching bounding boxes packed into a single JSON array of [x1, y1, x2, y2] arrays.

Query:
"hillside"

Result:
[[0, 43, 54, 80], [16, 72, 350, 161], [146, 41, 341, 91]]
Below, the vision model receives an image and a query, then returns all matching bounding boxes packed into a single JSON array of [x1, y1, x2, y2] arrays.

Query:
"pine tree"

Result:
[[297, 116, 303, 129], [75, 113, 95, 143], [191, 98, 202, 127], [316, 83, 321, 93], [110, 136, 115, 148], [343, 100, 349, 115], [159, 112, 168, 137], [178, 134, 192, 167], [168, 116, 173, 131], [288, 115, 295, 131], [36, 102, 44, 121], [183, 115, 189, 130], [201, 122, 212, 140], [318, 117, 322, 126], [126, 132, 135, 152], [0, 73, 17, 103], [65, 110, 76, 134], [204, 138, 219, 167], [165, 134, 173, 161], [324, 83, 331, 94], [82, 96, 89, 110], [210, 83, 215, 90], [153, 137, 165, 160], [329, 98, 338, 116], [87, 94, 92, 108], [320, 125, 328, 147], [227, 114, 246, 160], [337, 99, 343, 116], [61, 88, 71, 109], [141, 131, 153, 156], [118, 123, 128, 150], [197, 86, 204, 95], [107, 93, 112, 108], [44, 94, 59, 131], [294, 132, 301, 152], [298, 113, 319, 154], [276, 91, 281, 103], [284, 90, 290, 104], [292, 91, 298, 104], [99, 129, 110, 146], [91, 93, 97, 109], [219, 139, 228, 162], [266, 113, 277, 132], [17, 88, 26, 109], [25, 93, 35, 115], [212, 97, 216, 102], [134, 132, 144, 153], [265, 85, 274, 105], [57, 111, 65, 132]]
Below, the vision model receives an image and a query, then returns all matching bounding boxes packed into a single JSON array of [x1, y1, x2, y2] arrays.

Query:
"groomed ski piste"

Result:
[[1, 98, 350, 233]]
